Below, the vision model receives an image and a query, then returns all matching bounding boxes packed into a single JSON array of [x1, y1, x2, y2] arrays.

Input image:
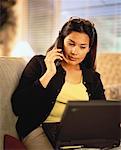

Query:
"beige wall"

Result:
[[15, 0, 28, 43]]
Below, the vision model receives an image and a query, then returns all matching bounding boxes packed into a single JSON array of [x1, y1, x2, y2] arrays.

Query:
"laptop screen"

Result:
[[58, 100, 121, 141], [43, 100, 121, 149]]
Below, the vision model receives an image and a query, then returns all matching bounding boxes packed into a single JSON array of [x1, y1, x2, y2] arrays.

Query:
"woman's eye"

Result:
[[69, 43, 75, 46], [80, 46, 86, 49]]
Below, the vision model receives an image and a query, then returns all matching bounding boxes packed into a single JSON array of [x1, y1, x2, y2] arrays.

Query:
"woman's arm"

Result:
[[11, 55, 47, 116], [11, 47, 64, 117]]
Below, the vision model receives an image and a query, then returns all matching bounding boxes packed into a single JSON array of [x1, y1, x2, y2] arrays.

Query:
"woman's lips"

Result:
[[68, 56, 77, 61]]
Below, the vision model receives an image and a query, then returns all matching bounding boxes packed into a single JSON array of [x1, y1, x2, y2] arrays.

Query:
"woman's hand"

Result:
[[39, 48, 63, 88], [44, 48, 63, 75]]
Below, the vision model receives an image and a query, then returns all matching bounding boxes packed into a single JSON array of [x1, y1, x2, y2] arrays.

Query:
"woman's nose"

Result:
[[71, 46, 79, 54]]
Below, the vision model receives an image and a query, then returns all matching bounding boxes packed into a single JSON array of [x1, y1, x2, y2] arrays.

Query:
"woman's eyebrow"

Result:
[[68, 39, 88, 46], [68, 39, 75, 43]]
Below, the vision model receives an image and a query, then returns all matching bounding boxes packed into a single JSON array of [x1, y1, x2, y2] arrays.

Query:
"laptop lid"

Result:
[[58, 100, 120, 139], [43, 100, 121, 149]]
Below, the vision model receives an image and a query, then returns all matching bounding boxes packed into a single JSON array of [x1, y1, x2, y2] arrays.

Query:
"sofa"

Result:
[[0, 54, 121, 149], [96, 53, 121, 100], [0, 57, 27, 150]]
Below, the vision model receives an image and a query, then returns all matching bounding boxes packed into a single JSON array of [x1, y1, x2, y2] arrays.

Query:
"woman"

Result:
[[11, 17, 106, 149]]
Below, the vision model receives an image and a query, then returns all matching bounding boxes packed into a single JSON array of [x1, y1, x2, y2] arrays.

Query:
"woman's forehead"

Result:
[[65, 32, 90, 44]]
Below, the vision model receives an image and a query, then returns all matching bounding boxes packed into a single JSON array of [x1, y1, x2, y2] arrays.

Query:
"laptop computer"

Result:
[[42, 100, 121, 150]]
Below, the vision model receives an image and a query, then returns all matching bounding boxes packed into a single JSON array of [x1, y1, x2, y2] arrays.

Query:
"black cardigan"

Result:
[[11, 55, 106, 139]]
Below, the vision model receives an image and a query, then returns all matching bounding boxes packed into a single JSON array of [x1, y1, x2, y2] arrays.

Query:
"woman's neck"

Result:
[[61, 61, 82, 84], [61, 61, 80, 71]]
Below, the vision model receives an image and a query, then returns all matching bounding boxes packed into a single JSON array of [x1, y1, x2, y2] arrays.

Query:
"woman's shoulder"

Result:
[[91, 69, 102, 82], [30, 54, 45, 61], [23, 55, 46, 72], [21, 54, 46, 77], [83, 68, 100, 75], [83, 68, 101, 83], [90, 69, 101, 78], [26, 54, 45, 65]]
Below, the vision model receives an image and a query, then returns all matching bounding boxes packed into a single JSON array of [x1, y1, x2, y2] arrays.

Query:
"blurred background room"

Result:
[[0, 1, 121, 149], [0, 0, 121, 99]]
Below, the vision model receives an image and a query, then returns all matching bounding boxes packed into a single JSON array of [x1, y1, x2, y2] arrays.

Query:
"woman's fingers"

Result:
[[62, 53, 69, 63], [45, 48, 63, 63], [48, 47, 62, 54]]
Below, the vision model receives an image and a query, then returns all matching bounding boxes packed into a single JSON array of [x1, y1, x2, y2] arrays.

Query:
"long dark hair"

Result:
[[47, 17, 97, 69]]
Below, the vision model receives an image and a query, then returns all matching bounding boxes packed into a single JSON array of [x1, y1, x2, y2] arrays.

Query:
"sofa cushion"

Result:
[[96, 53, 121, 86], [96, 53, 121, 100], [105, 84, 121, 100]]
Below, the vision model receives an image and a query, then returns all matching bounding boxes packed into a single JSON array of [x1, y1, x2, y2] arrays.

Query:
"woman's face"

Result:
[[63, 31, 90, 65]]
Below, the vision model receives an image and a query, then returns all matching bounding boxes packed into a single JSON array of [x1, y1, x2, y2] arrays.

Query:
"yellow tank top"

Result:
[[45, 81, 89, 122]]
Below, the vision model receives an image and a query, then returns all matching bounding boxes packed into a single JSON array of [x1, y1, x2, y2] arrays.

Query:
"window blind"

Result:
[[61, 0, 121, 52], [28, 0, 55, 54]]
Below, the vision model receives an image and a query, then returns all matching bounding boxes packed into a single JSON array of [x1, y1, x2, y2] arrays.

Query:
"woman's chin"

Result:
[[67, 60, 79, 65], [63, 58, 80, 65]]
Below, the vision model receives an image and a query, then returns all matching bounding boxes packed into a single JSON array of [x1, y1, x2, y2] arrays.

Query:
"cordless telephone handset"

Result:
[[55, 37, 63, 67]]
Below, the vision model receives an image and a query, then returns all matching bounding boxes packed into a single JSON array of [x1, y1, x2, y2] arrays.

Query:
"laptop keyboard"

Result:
[[42, 122, 120, 149]]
